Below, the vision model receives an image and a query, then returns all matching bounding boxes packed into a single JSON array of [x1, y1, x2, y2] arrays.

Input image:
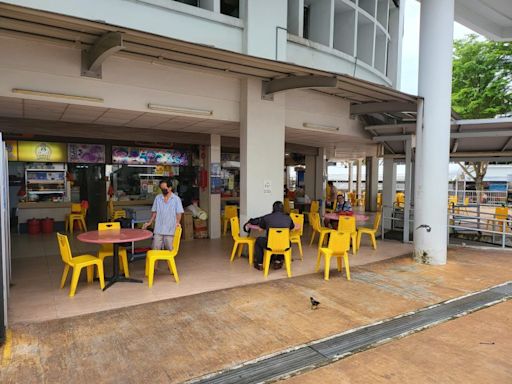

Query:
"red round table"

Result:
[[324, 212, 369, 222], [77, 228, 153, 290]]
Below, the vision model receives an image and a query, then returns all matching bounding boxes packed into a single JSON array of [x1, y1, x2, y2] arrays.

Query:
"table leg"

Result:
[[103, 243, 143, 290]]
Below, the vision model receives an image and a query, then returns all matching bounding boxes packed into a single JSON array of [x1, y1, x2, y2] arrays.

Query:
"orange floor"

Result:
[[8, 223, 411, 323]]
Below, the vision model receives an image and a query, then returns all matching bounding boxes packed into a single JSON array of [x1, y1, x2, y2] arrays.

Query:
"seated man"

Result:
[[253, 201, 295, 271]]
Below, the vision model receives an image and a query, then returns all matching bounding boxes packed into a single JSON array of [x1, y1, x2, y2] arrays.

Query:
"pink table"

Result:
[[324, 212, 370, 222], [78, 229, 153, 290]]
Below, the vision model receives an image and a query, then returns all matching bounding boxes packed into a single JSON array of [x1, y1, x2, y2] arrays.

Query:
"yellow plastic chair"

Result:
[[145, 226, 182, 287], [57, 232, 105, 297], [348, 192, 356, 207], [290, 213, 304, 260], [316, 231, 351, 281], [337, 215, 358, 255], [377, 193, 382, 209], [283, 198, 291, 214], [222, 205, 238, 235], [395, 192, 405, 208], [357, 212, 382, 250], [263, 228, 292, 278], [229, 216, 256, 265], [97, 222, 130, 278], [306, 200, 320, 225], [309, 212, 334, 247], [67, 204, 88, 235], [485, 207, 509, 231], [64, 203, 81, 233], [112, 210, 127, 220]]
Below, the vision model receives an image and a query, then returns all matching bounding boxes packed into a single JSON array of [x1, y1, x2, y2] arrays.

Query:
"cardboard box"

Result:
[[193, 219, 208, 239], [182, 212, 194, 240]]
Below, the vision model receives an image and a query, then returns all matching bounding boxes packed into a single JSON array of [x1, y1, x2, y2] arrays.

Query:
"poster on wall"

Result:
[[112, 146, 188, 166], [17, 141, 67, 162], [68, 143, 106, 163], [210, 163, 222, 194], [5, 141, 18, 161]]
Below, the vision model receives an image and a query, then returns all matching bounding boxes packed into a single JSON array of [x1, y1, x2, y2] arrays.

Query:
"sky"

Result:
[[400, 0, 481, 94]]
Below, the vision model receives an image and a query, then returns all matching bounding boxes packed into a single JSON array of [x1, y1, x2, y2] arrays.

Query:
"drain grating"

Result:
[[188, 282, 512, 384]]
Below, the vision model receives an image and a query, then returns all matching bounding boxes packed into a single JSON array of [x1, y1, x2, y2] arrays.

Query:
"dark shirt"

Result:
[[260, 212, 295, 233]]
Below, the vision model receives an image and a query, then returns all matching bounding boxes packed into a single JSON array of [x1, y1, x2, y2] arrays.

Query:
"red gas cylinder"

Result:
[[27, 218, 41, 235], [40, 218, 54, 234]]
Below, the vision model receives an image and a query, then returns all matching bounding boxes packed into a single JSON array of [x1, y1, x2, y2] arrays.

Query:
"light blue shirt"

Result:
[[151, 193, 184, 236]]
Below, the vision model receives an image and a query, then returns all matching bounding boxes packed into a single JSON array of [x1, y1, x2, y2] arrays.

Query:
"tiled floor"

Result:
[[8, 221, 412, 323]]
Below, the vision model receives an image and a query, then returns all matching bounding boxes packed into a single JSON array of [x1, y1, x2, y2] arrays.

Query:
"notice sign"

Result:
[[263, 180, 272, 194], [18, 141, 67, 162]]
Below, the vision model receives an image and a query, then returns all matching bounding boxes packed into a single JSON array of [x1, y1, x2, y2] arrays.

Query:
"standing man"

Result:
[[326, 181, 337, 210], [142, 179, 184, 250]]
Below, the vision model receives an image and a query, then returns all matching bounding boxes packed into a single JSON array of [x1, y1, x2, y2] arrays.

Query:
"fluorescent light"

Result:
[[147, 103, 212, 116], [12, 88, 103, 103], [302, 122, 339, 132]]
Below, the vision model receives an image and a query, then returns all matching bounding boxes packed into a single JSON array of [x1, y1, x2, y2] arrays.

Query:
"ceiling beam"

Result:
[[372, 134, 412, 142], [350, 101, 417, 115], [451, 130, 512, 139], [263, 76, 337, 96], [81, 32, 124, 78]]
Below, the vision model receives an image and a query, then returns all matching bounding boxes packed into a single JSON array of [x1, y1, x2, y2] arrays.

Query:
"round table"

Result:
[[77, 228, 153, 290], [324, 212, 370, 222]]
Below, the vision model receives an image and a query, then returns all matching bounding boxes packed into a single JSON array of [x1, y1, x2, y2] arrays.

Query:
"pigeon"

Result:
[[416, 224, 431, 232], [310, 297, 320, 310]]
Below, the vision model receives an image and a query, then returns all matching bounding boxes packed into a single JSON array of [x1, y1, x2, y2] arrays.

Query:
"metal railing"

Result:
[[448, 190, 507, 206]]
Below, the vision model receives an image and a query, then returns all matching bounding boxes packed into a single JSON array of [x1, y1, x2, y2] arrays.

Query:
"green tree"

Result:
[[452, 35, 512, 118]]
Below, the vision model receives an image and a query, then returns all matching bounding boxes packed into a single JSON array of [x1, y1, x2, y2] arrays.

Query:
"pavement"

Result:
[[1, 247, 511, 383]]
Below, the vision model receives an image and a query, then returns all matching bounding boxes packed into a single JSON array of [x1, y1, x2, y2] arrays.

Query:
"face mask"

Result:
[[162, 189, 169, 195]]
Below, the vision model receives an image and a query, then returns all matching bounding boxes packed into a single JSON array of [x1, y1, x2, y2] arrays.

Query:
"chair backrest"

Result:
[[372, 212, 382, 231], [80, 200, 89, 215], [495, 207, 508, 220], [464, 197, 469, 206], [337, 215, 356, 233], [310, 200, 319, 213], [71, 203, 82, 213], [290, 213, 304, 236], [230, 216, 241, 239], [310, 212, 321, 231], [98, 222, 121, 231], [283, 198, 291, 214], [396, 192, 405, 205], [448, 195, 457, 206], [327, 231, 350, 254], [56, 232, 73, 264], [112, 210, 127, 219], [224, 205, 238, 219], [172, 226, 183, 254], [108, 199, 114, 218], [266, 228, 290, 252]]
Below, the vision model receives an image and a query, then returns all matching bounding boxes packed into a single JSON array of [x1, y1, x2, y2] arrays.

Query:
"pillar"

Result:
[[365, 156, 378, 212], [304, 155, 316, 200], [209, 134, 221, 239], [240, 78, 285, 226], [382, 157, 396, 230], [348, 161, 354, 193], [356, 159, 362, 202], [315, 148, 327, 216], [240, 0, 287, 60], [414, 0, 454, 265]]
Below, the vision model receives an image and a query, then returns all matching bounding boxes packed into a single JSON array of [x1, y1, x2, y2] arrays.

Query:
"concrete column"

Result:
[[356, 159, 362, 202], [241, 0, 287, 60], [209, 134, 221, 239], [348, 161, 354, 193], [365, 156, 379, 212], [403, 139, 412, 243], [304, 155, 316, 200], [315, 148, 327, 216], [414, 0, 454, 265], [387, 2, 405, 89], [382, 157, 396, 230], [240, 78, 285, 226]]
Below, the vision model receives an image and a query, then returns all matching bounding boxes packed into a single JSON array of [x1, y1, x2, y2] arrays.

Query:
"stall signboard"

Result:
[[112, 146, 188, 166], [5, 141, 18, 161], [210, 163, 222, 194], [68, 143, 106, 163], [17, 141, 67, 162]]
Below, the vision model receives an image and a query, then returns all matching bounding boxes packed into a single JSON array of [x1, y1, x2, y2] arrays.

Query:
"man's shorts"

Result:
[[152, 234, 174, 251]]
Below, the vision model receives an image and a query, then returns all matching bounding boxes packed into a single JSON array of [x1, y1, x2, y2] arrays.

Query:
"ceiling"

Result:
[[454, 0, 512, 41]]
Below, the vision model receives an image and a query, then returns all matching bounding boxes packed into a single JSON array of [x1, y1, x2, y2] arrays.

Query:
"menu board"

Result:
[[112, 146, 188, 166], [68, 143, 106, 163], [17, 141, 67, 162], [5, 140, 18, 161]]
